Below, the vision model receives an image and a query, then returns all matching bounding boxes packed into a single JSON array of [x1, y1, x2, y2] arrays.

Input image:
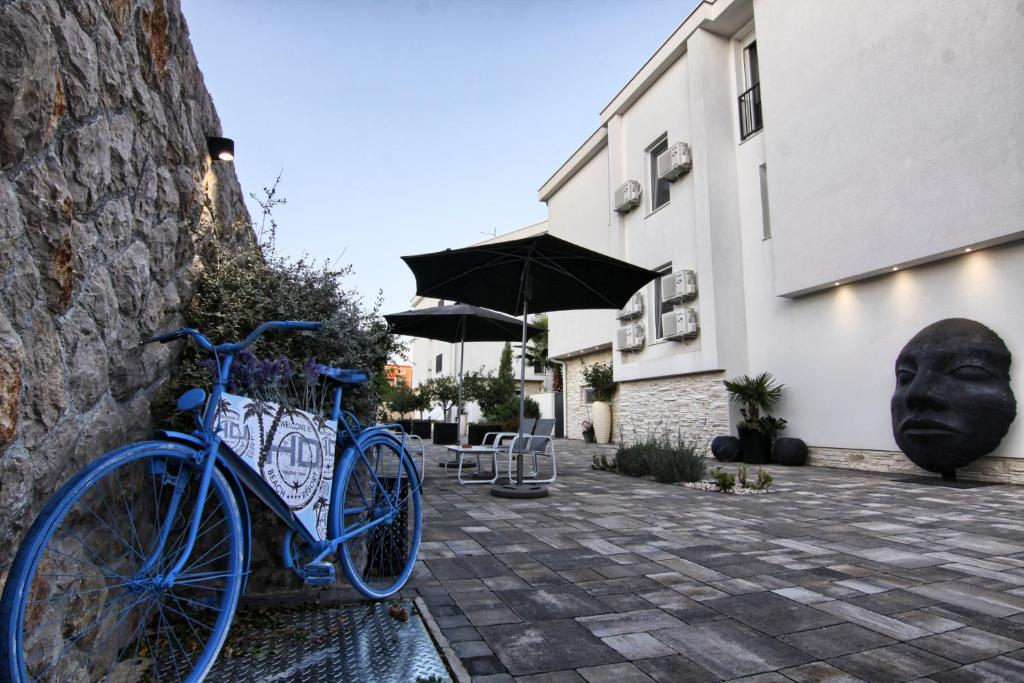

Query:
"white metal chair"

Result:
[[499, 432, 557, 484]]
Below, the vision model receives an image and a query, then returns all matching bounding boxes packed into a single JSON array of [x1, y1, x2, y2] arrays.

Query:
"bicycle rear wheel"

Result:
[[0, 442, 244, 683], [331, 434, 422, 599]]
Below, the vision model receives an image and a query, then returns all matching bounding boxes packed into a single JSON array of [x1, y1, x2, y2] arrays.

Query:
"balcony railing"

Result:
[[738, 82, 763, 140]]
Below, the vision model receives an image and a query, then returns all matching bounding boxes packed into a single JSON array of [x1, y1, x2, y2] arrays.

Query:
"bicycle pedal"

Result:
[[301, 561, 336, 587]]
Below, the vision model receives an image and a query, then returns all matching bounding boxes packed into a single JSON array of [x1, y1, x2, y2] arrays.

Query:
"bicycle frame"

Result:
[[145, 321, 418, 589]]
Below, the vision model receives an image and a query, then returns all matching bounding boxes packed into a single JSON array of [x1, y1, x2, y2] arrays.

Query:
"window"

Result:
[[649, 137, 670, 211], [652, 264, 674, 339], [435, 354, 442, 373], [581, 386, 595, 404], [759, 163, 772, 239], [738, 40, 763, 140]]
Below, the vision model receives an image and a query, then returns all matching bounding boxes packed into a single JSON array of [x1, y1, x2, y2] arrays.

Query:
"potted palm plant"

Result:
[[722, 372, 787, 464], [582, 362, 616, 444]]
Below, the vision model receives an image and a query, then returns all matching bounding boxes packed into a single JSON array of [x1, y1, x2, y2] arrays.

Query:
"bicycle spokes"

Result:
[[17, 453, 241, 682]]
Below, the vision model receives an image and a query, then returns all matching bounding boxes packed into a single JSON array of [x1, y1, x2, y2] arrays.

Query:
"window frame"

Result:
[[435, 353, 443, 373], [652, 263, 674, 340], [647, 135, 671, 213]]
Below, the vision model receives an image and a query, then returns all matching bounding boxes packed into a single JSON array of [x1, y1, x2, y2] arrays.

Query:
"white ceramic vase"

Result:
[[592, 400, 612, 444]]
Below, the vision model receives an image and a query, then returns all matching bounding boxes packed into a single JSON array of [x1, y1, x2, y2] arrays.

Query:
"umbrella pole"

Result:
[[516, 302, 527, 485], [457, 334, 465, 438], [491, 298, 549, 499]]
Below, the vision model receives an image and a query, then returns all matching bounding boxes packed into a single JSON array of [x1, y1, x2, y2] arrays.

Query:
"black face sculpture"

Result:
[[891, 318, 1016, 473]]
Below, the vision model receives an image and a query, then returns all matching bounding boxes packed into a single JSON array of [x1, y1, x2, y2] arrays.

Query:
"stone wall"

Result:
[[563, 351, 728, 444], [563, 350, 613, 439], [0, 0, 251, 578], [808, 447, 1024, 486], [615, 370, 729, 445]]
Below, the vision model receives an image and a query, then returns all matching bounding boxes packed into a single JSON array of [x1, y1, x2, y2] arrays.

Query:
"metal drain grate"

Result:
[[206, 600, 451, 683]]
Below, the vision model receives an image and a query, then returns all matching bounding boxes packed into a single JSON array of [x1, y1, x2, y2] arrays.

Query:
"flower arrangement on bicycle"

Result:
[[0, 321, 423, 683]]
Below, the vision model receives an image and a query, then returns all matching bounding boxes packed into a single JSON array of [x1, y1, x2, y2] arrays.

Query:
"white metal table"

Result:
[[443, 445, 501, 485]]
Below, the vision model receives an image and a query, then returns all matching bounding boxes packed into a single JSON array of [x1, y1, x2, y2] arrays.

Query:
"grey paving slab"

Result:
[[409, 442, 1024, 682], [828, 644, 958, 683], [497, 585, 609, 622], [705, 591, 842, 636], [577, 609, 684, 637], [600, 632, 676, 660], [633, 655, 719, 683], [576, 662, 655, 682], [931, 655, 1024, 682], [909, 626, 1024, 664], [780, 622, 897, 659], [479, 619, 623, 676], [781, 661, 867, 682], [652, 619, 812, 679], [907, 581, 1024, 618]]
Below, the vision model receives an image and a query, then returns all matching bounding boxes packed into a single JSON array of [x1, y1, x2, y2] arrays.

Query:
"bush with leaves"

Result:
[[723, 372, 786, 436], [614, 432, 706, 483], [712, 467, 736, 492], [582, 361, 616, 401], [158, 178, 402, 428]]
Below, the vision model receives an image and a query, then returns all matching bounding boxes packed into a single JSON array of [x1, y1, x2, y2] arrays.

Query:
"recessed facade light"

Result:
[[964, 247, 972, 253], [892, 266, 899, 271], [834, 282, 841, 286]]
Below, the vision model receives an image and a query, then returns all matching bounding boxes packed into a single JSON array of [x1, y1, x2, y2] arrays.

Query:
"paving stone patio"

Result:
[[404, 440, 1024, 682]]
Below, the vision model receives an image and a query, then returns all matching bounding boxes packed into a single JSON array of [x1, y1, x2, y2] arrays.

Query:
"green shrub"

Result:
[[755, 468, 773, 491], [158, 179, 402, 427], [614, 441, 653, 477], [582, 362, 616, 401], [591, 454, 616, 472], [712, 467, 736, 492], [614, 432, 706, 483]]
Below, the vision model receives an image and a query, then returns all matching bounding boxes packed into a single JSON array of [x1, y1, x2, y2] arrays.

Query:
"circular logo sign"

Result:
[[261, 412, 326, 510]]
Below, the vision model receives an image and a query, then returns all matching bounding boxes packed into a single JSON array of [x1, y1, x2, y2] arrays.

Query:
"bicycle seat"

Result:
[[318, 366, 369, 385]]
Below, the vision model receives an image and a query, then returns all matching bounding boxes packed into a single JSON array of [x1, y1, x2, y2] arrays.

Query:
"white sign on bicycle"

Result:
[[217, 394, 337, 541]]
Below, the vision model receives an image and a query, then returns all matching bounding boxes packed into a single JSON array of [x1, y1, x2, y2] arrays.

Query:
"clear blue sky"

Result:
[[182, 0, 700, 316]]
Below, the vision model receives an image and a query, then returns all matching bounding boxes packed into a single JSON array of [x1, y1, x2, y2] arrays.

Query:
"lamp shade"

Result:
[[206, 136, 234, 161]]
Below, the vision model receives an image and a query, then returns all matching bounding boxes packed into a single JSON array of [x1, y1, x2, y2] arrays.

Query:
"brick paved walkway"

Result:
[[407, 440, 1024, 682]]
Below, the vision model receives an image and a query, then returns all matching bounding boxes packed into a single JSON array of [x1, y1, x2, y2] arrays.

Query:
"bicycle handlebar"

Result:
[[140, 320, 322, 353]]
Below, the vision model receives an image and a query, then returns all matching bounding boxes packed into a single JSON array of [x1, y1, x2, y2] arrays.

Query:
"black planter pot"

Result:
[[737, 426, 771, 464], [433, 422, 459, 445], [773, 437, 808, 466], [410, 420, 432, 439], [711, 435, 742, 462], [395, 419, 412, 434], [468, 424, 502, 445]]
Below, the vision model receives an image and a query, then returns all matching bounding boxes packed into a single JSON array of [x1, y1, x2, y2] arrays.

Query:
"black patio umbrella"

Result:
[[402, 232, 660, 498], [384, 304, 544, 423]]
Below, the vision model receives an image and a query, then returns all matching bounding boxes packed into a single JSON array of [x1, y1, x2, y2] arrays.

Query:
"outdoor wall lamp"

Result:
[[206, 136, 234, 161]]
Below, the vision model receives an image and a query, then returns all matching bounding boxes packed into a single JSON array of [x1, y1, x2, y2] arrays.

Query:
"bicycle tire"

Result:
[[330, 433, 422, 599], [0, 441, 244, 683]]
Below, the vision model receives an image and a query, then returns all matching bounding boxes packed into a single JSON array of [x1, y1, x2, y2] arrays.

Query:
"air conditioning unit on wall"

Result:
[[614, 180, 642, 213], [616, 323, 645, 352], [657, 142, 692, 182], [662, 308, 699, 341], [615, 293, 643, 320], [661, 269, 698, 304]]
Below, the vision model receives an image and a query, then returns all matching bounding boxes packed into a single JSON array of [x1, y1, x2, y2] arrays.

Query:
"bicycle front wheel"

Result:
[[0, 442, 244, 683], [331, 434, 423, 599]]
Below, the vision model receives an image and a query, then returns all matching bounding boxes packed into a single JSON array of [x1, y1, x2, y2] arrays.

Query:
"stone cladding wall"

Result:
[[809, 447, 1024, 486], [563, 351, 728, 445], [0, 0, 251, 577], [615, 370, 729, 445]]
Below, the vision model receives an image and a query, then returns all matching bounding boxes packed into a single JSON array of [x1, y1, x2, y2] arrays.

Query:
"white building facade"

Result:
[[543, 0, 1024, 482]]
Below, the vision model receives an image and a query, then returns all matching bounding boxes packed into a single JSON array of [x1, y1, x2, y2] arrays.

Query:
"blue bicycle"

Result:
[[0, 321, 423, 682]]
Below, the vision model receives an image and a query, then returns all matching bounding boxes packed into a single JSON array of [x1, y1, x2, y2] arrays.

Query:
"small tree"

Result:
[[419, 375, 460, 420], [386, 383, 420, 419]]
